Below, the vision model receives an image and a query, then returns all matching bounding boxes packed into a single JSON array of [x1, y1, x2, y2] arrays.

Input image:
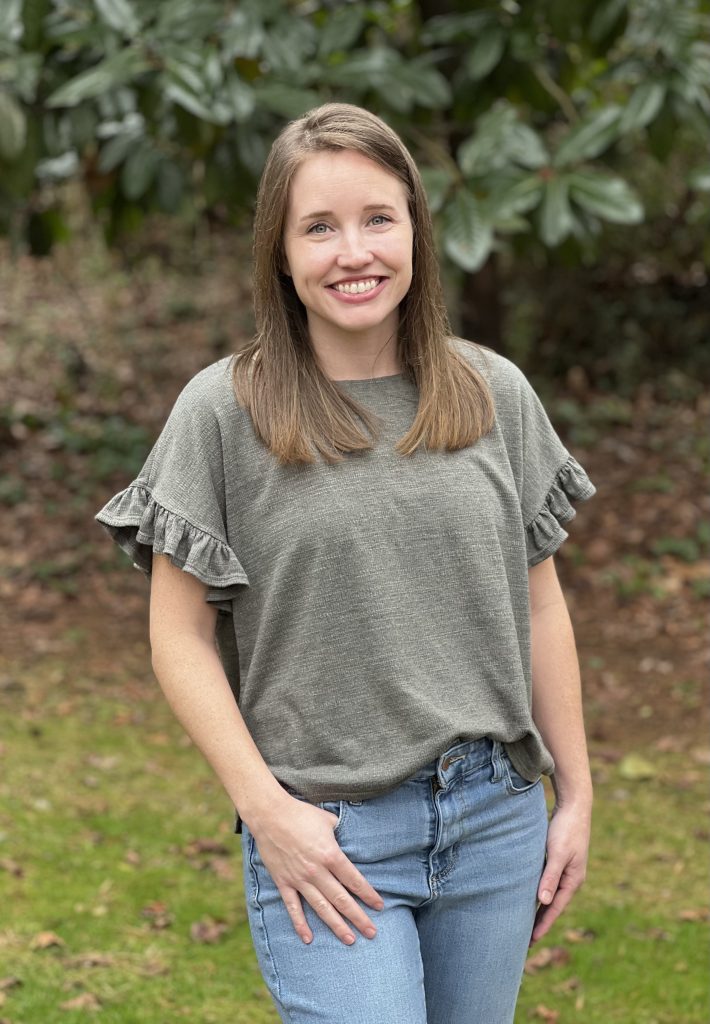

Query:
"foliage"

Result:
[[0, 0, 709, 270]]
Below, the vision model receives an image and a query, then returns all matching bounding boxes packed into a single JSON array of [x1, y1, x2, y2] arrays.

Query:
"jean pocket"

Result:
[[286, 790, 347, 839], [317, 799, 347, 838], [502, 753, 542, 795]]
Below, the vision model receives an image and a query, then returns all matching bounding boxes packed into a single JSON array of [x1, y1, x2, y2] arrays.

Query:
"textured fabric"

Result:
[[95, 340, 596, 833], [241, 737, 548, 1024]]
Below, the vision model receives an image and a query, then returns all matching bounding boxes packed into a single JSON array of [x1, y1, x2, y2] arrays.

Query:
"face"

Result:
[[282, 149, 414, 354]]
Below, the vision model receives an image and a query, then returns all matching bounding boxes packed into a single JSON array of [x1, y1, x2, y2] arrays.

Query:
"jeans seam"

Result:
[[247, 833, 288, 1010]]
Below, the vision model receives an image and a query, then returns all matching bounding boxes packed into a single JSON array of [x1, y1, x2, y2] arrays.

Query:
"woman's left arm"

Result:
[[528, 554, 593, 944]]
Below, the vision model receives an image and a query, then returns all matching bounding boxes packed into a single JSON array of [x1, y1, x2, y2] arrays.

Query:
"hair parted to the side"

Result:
[[231, 101, 495, 465]]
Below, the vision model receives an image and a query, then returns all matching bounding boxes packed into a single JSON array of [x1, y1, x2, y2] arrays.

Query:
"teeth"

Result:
[[333, 278, 381, 295]]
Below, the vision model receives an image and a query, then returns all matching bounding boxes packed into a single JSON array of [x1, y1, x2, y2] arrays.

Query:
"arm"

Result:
[[527, 554, 593, 944], [148, 553, 383, 944]]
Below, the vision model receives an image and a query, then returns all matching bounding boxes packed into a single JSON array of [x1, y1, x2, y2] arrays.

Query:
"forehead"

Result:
[[287, 149, 408, 215]]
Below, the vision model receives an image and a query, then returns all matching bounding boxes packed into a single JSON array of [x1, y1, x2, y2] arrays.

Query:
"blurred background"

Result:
[[0, 1, 708, 1021]]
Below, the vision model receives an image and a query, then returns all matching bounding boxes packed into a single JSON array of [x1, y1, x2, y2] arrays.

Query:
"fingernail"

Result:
[[302, 933, 312, 944], [344, 934, 355, 945], [364, 927, 376, 939], [541, 890, 552, 903], [375, 901, 385, 911]]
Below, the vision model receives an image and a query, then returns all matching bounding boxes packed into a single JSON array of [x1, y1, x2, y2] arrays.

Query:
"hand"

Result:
[[249, 793, 384, 946], [531, 800, 591, 945]]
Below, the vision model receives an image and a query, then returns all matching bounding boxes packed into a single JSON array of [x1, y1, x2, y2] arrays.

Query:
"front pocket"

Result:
[[502, 755, 542, 795], [317, 799, 347, 837]]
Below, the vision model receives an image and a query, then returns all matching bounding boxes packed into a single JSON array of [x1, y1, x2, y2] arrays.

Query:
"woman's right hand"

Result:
[[248, 793, 385, 945]]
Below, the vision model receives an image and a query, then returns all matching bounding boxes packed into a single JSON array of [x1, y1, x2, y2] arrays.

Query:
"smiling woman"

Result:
[[95, 102, 597, 1024], [280, 148, 413, 376]]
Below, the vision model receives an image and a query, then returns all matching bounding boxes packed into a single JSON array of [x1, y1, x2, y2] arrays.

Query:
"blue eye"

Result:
[[307, 222, 329, 234], [370, 214, 391, 226]]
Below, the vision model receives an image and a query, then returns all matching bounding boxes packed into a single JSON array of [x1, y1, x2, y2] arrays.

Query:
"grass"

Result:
[[0, 662, 708, 1023]]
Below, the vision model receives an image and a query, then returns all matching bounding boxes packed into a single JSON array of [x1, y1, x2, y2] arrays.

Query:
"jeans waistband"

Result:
[[408, 736, 504, 786]]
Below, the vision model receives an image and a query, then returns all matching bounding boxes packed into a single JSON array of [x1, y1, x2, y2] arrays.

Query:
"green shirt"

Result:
[[95, 340, 596, 832]]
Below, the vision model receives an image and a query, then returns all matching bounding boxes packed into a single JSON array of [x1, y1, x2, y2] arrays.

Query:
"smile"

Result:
[[331, 277, 383, 295]]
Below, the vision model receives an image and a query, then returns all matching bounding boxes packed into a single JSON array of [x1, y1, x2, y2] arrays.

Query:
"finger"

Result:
[[300, 881, 358, 945], [537, 854, 566, 906], [277, 882, 314, 945], [530, 878, 579, 944], [328, 846, 385, 912]]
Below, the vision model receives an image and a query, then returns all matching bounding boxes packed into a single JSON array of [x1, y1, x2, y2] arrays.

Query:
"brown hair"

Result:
[[231, 102, 495, 464]]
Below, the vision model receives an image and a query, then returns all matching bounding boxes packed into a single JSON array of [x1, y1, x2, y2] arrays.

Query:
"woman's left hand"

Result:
[[530, 800, 591, 944]]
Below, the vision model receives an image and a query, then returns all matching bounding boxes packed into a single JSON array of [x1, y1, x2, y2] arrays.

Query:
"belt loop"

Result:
[[490, 740, 504, 782]]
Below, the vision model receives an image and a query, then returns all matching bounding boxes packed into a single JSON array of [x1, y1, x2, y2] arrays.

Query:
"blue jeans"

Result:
[[241, 738, 548, 1023]]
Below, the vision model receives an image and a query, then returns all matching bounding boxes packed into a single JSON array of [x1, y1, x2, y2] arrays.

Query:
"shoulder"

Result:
[[449, 337, 531, 404], [170, 355, 242, 419]]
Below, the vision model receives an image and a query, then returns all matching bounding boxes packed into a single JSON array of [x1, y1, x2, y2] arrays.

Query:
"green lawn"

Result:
[[1, 660, 707, 1023]]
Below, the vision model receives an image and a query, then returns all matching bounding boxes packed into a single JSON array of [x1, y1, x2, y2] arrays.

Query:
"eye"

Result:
[[369, 214, 392, 226], [307, 222, 330, 234]]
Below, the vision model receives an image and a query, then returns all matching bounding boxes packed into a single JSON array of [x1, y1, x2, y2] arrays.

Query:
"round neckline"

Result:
[[332, 372, 406, 384]]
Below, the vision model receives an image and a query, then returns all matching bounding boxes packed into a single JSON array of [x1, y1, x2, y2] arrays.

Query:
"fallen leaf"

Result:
[[63, 953, 116, 968], [141, 902, 173, 929], [0, 978, 22, 992], [189, 916, 229, 944], [679, 908, 710, 922], [0, 858, 23, 878], [525, 947, 570, 974], [533, 1005, 560, 1021], [553, 976, 581, 993], [31, 931, 65, 950], [183, 838, 230, 857], [59, 992, 102, 1011], [618, 753, 656, 780], [564, 928, 596, 943]]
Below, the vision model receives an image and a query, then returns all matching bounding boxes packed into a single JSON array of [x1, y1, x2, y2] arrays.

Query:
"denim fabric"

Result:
[[241, 737, 548, 1023]]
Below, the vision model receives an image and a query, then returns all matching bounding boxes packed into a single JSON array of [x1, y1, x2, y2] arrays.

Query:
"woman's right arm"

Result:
[[148, 552, 383, 945]]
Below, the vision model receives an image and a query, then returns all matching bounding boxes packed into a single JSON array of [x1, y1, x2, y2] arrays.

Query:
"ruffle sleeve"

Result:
[[524, 453, 597, 567], [95, 482, 249, 602], [94, 360, 249, 609]]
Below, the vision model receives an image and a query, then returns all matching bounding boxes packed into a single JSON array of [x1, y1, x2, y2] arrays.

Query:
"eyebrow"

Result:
[[297, 203, 398, 223]]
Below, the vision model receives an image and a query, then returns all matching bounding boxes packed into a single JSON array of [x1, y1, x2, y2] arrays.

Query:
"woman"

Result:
[[96, 102, 596, 1023]]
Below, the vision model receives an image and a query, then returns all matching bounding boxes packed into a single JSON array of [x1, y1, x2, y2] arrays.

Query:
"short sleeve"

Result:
[[94, 367, 249, 607], [502, 359, 597, 567]]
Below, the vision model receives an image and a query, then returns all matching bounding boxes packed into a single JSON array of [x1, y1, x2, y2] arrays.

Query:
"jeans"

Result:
[[241, 737, 549, 1024]]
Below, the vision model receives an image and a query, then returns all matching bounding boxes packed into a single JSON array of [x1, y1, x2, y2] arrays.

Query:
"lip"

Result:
[[326, 277, 388, 304]]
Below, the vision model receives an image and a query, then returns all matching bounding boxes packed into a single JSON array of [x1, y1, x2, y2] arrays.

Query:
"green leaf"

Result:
[[253, 82, 321, 119], [539, 175, 575, 246], [485, 175, 544, 222], [121, 142, 160, 199], [0, 90, 26, 160], [318, 5, 364, 59], [619, 81, 666, 133], [0, 0, 22, 43], [46, 49, 149, 107], [442, 189, 493, 272], [164, 78, 231, 125], [457, 104, 546, 176], [421, 11, 491, 45], [93, 0, 140, 37], [689, 167, 710, 191], [588, 0, 628, 44], [35, 151, 79, 179], [420, 167, 452, 214], [98, 129, 141, 173], [568, 170, 644, 223], [553, 106, 622, 167], [506, 122, 550, 170], [221, 6, 264, 60], [224, 76, 255, 123], [464, 25, 506, 81], [387, 59, 451, 110], [155, 159, 184, 212]]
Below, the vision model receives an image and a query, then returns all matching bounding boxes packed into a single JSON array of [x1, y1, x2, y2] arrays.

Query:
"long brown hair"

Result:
[[231, 102, 495, 465]]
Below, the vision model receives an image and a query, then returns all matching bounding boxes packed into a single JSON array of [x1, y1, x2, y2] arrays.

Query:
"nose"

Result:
[[336, 228, 373, 268]]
